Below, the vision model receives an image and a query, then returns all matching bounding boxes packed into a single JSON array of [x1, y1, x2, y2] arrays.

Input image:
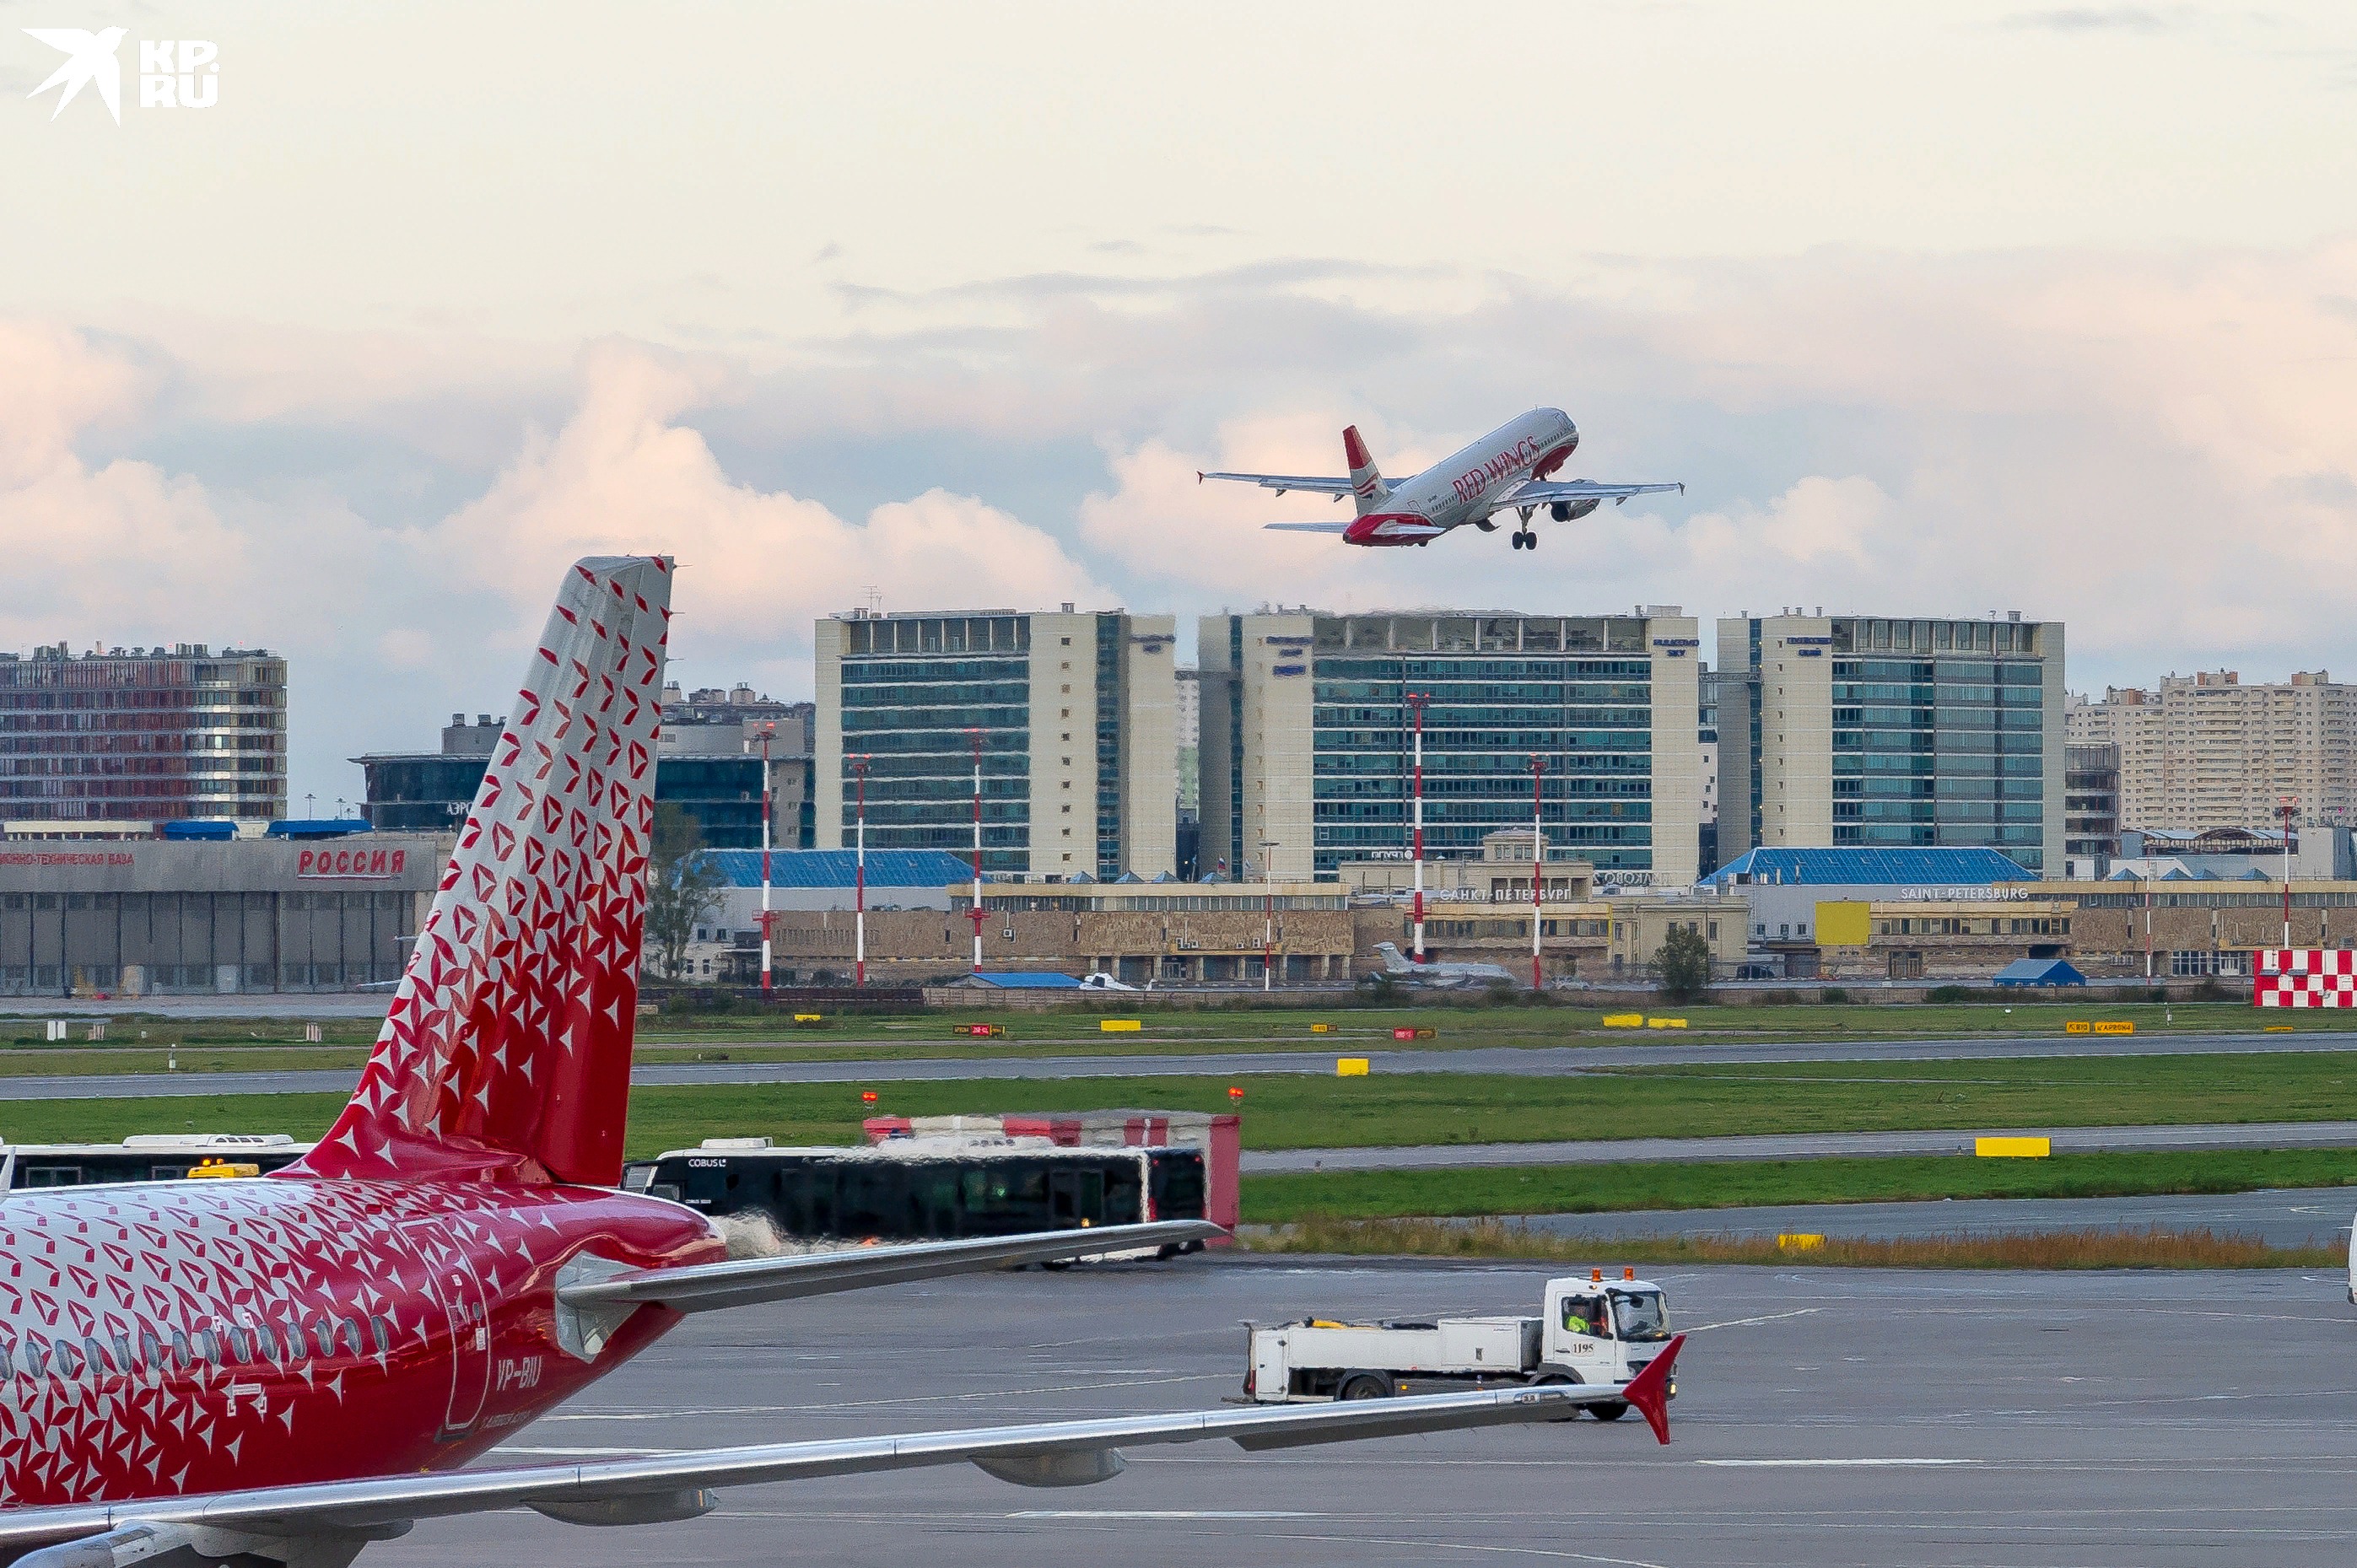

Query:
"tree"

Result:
[[645, 804, 726, 983], [1652, 924, 1713, 1005]]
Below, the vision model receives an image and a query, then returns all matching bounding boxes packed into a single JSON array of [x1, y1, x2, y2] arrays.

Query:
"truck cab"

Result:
[[1542, 1273, 1675, 1391]]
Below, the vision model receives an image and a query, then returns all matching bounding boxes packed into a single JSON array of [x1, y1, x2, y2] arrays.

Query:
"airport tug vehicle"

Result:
[[1244, 1269, 1676, 1420]]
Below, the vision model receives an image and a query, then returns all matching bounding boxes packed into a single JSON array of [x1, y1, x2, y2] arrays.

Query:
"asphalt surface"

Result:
[[1248, 1120, 2357, 1173], [1505, 1186, 2357, 1247], [348, 1254, 2357, 1568], [7, 1028, 2357, 1102]]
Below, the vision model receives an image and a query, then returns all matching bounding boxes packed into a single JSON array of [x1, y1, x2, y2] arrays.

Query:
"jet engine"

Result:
[[1550, 498, 1599, 523]]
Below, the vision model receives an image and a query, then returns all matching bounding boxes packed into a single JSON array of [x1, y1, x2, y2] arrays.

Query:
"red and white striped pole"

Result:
[[968, 728, 985, 975], [1529, 753, 1546, 992], [1406, 691, 1429, 963], [849, 755, 871, 987], [757, 722, 774, 996]]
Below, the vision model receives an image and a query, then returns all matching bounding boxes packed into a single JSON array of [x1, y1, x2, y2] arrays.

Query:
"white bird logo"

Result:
[[24, 26, 126, 123]]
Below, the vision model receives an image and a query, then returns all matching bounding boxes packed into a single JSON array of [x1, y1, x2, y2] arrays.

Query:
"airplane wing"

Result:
[[0, 1340, 1681, 1555], [1479, 479, 1685, 520], [1260, 521, 1355, 534], [560, 1220, 1225, 1313], [1199, 470, 1356, 498]]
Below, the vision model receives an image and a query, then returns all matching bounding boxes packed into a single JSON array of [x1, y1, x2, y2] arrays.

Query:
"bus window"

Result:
[[1148, 1151, 1206, 1220], [1104, 1161, 1143, 1225], [22, 1167, 78, 1188], [959, 1161, 1051, 1234], [148, 1165, 195, 1181], [682, 1159, 731, 1210], [906, 1162, 960, 1238], [1049, 1167, 1105, 1226], [838, 1162, 908, 1239]]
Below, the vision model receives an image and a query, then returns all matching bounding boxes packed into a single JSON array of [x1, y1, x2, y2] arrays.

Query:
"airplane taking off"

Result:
[[1371, 941, 1520, 990], [1200, 407, 1681, 550], [0, 557, 1682, 1568]]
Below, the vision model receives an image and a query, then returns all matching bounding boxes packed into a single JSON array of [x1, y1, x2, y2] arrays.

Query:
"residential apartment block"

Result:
[[2067, 670, 2357, 832]]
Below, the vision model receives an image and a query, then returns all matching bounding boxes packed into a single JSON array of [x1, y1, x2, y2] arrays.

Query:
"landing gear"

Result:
[[1510, 530, 1537, 550]]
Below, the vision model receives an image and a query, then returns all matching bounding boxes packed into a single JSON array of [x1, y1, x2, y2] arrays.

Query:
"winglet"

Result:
[[1196, 471, 1205, 483], [1626, 1334, 1684, 1445]]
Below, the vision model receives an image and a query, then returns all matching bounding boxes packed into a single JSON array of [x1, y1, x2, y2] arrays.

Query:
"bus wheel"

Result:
[[1338, 1372, 1391, 1401], [1040, 1258, 1076, 1272], [1589, 1400, 1631, 1421], [1155, 1243, 1184, 1261]]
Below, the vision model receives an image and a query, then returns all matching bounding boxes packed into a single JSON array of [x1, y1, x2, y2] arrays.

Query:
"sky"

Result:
[[7, 0, 2357, 809]]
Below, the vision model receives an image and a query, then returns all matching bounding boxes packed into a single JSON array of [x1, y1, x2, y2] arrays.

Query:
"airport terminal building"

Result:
[[0, 833, 448, 996]]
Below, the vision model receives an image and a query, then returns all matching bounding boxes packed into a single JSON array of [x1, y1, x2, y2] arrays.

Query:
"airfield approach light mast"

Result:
[[849, 754, 872, 987], [756, 721, 776, 997], [967, 728, 986, 975], [1259, 834, 1280, 994], [2283, 795, 2299, 949], [1406, 692, 1430, 963], [1528, 754, 1547, 993]]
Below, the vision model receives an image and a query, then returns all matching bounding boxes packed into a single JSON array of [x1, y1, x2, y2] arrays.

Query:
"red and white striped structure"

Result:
[[2254, 949, 2357, 1007]]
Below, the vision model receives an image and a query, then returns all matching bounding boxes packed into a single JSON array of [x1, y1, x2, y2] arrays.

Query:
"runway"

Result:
[[4, 1029, 2357, 1102], [355, 1255, 2357, 1567], [1247, 1119, 2357, 1173], [1505, 1185, 2357, 1247]]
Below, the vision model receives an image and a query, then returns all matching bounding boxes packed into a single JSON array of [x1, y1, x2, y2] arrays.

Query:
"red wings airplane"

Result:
[[0, 556, 1682, 1568], [1200, 407, 1682, 550]]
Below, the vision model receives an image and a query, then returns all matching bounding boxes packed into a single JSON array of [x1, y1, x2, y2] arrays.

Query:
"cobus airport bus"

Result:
[[0, 1134, 312, 1188], [623, 1138, 1212, 1253]]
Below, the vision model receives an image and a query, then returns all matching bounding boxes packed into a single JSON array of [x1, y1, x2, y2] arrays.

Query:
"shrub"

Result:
[[1820, 986, 1852, 1004], [1928, 984, 1973, 1003]]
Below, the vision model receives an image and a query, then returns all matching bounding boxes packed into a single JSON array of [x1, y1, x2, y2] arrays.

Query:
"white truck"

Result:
[[1243, 1270, 1677, 1420]]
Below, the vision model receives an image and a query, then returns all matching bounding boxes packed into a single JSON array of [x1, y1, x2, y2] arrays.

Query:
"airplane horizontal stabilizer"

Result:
[[1262, 522, 1355, 533]]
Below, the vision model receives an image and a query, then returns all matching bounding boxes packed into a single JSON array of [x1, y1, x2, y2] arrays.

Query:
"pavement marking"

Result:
[[1009, 1510, 1329, 1520], [1680, 1307, 1825, 1333], [1696, 1457, 1982, 1467]]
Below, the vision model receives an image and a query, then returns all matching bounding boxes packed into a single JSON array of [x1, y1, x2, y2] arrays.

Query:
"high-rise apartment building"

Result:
[[814, 608, 1177, 879], [1716, 612, 2065, 874], [2067, 671, 2357, 832], [0, 644, 288, 827], [1197, 608, 1702, 885]]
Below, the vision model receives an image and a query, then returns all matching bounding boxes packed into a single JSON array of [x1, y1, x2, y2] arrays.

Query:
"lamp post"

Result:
[[1528, 754, 1547, 992], [1405, 691, 1430, 963], [966, 728, 986, 976], [754, 721, 775, 997], [1259, 836, 1280, 992], [848, 755, 871, 987]]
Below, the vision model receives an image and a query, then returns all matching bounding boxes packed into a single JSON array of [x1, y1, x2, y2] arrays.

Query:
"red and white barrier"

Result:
[[2254, 949, 2357, 1007]]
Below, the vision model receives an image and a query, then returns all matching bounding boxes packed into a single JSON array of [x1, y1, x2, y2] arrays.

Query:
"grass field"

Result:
[[1249, 1215, 2345, 1269], [0, 998, 2349, 1070], [1239, 1148, 2357, 1221], [7, 1050, 2357, 1152]]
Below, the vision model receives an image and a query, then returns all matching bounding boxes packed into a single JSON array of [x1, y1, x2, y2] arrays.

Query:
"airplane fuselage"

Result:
[[0, 1175, 719, 1511], [1345, 407, 1578, 547]]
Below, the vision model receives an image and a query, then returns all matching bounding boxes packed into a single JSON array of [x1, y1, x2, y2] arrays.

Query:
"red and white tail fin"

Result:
[[295, 556, 672, 1188], [1343, 425, 1389, 515]]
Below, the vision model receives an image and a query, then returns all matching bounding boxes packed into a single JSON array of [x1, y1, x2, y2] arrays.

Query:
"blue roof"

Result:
[[968, 971, 1082, 989], [267, 819, 374, 839], [1992, 957, 2086, 985], [702, 849, 977, 889], [1703, 848, 2038, 887]]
